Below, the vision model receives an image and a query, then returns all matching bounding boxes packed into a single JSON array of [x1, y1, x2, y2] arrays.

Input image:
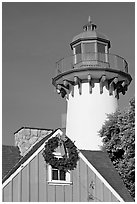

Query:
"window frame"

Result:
[[47, 152, 72, 185], [52, 167, 66, 181]]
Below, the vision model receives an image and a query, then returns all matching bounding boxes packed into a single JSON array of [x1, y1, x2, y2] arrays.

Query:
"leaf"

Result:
[[99, 97, 135, 199]]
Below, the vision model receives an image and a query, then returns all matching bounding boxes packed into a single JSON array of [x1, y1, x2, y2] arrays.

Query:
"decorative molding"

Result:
[[52, 67, 132, 86]]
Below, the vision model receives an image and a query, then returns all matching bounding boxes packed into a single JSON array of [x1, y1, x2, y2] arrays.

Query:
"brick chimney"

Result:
[[14, 127, 53, 156]]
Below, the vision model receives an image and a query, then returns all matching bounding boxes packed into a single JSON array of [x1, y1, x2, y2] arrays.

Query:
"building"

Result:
[[2, 19, 133, 202]]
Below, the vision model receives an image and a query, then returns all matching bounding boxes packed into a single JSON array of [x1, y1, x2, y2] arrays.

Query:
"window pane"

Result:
[[75, 44, 81, 54], [97, 43, 105, 53], [52, 169, 58, 180], [60, 170, 66, 181], [84, 43, 95, 53]]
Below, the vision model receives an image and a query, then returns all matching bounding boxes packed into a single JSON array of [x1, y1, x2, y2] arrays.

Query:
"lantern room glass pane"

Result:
[[75, 44, 81, 54], [84, 43, 95, 53], [97, 43, 106, 53]]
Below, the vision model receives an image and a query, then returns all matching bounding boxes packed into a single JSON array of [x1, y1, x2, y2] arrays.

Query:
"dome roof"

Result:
[[72, 30, 109, 42], [70, 18, 111, 48]]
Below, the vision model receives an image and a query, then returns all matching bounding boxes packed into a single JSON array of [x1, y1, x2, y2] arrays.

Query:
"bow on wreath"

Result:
[[56, 134, 68, 157]]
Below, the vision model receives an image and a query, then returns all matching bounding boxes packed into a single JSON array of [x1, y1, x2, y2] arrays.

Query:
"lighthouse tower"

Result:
[[52, 18, 132, 150]]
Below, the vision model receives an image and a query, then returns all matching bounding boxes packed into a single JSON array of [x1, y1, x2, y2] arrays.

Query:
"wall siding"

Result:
[[95, 175, 104, 202], [64, 185, 72, 202], [38, 152, 47, 201], [87, 165, 96, 202], [12, 173, 21, 201], [30, 156, 39, 201], [3, 150, 121, 202], [56, 185, 65, 201], [79, 158, 88, 201], [3, 181, 12, 202], [22, 164, 30, 201], [72, 160, 80, 201], [111, 192, 119, 202], [48, 185, 56, 201]]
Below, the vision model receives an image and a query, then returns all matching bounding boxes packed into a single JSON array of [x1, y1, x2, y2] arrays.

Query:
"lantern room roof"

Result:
[[70, 18, 111, 48], [72, 30, 109, 42]]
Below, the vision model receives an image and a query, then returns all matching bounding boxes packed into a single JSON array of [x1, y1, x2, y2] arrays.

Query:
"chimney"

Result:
[[14, 127, 53, 156]]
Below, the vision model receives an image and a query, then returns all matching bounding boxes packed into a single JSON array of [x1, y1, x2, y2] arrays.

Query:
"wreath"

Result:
[[42, 135, 79, 172]]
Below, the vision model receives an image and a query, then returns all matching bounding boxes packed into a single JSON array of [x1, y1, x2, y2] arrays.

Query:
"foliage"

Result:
[[99, 97, 135, 199], [42, 136, 79, 172]]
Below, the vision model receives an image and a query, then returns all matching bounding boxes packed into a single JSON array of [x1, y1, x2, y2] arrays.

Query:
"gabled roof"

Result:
[[2, 129, 134, 202], [81, 150, 133, 202]]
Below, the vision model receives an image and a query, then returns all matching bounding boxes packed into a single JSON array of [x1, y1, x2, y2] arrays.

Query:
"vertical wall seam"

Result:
[[28, 163, 30, 202], [94, 173, 96, 202], [63, 185, 65, 202], [11, 179, 13, 202], [87, 165, 89, 202], [37, 154, 39, 202], [111, 192, 113, 201], [2, 187, 4, 201], [79, 160, 81, 202], [20, 171, 22, 202], [55, 186, 56, 202], [71, 171, 73, 202], [46, 163, 48, 201], [102, 182, 104, 202]]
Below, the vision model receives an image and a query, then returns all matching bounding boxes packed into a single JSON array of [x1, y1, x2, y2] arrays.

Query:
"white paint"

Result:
[[79, 152, 124, 202], [48, 165, 71, 185], [66, 83, 118, 150]]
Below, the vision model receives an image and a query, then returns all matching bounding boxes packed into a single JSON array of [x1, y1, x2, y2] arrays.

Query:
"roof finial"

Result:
[[83, 18, 97, 31], [88, 16, 91, 23]]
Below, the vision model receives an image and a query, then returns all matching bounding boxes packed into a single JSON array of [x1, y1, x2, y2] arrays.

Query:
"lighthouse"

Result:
[[52, 18, 132, 150]]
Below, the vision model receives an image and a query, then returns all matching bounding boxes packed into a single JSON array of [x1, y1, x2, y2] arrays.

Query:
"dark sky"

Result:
[[2, 2, 135, 145]]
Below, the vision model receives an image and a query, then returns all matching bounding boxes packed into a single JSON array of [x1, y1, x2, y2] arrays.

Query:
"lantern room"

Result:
[[53, 18, 132, 100], [70, 17, 111, 65]]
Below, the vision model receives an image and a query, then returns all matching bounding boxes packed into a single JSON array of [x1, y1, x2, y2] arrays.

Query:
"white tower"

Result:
[[52, 19, 132, 150]]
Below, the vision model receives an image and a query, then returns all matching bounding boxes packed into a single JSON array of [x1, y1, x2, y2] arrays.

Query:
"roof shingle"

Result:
[[2, 145, 21, 179]]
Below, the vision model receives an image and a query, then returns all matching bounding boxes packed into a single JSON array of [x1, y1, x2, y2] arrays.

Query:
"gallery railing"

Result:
[[56, 52, 128, 75]]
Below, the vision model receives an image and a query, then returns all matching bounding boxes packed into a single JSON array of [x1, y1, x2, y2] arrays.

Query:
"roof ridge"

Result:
[[14, 126, 53, 134]]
